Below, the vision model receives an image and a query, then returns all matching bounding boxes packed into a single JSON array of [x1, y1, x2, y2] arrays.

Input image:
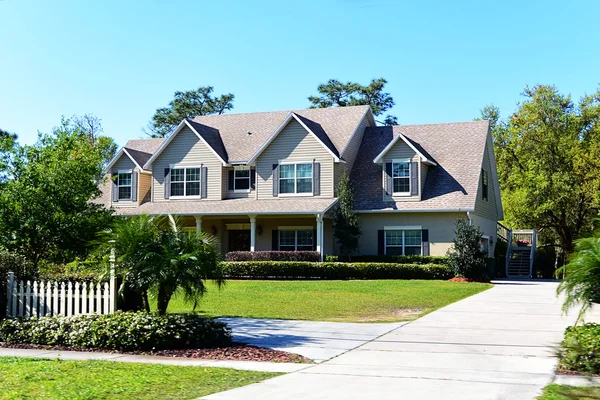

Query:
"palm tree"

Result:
[[103, 214, 224, 315], [557, 226, 600, 323]]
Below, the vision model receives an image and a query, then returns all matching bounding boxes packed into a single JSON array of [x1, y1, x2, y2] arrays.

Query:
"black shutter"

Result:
[[272, 164, 279, 196], [422, 229, 430, 256], [313, 162, 320, 196], [313, 229, 317, 251], [201, 166, 208, 198], [131, 171, 138, 202], [410, 161, 419, 196], [250, 168, 256, 190], [112, 173, 119, 202], [164, 168, 170, 199], [385, 163, 393, 196], [272, 229, 279, 250], [378, 230, 385, 255], [228, 170, 234, 191]]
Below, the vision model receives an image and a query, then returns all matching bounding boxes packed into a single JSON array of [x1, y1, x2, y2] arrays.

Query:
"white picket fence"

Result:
[[5, 272, 117, 318]]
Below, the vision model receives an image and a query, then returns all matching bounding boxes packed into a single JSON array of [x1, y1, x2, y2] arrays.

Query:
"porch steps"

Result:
[[507, 248, 532, 277], [497, 225, 537, 278]]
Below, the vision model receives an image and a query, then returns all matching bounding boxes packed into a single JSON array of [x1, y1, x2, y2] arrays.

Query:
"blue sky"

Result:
[[1, 0, 598, 147]]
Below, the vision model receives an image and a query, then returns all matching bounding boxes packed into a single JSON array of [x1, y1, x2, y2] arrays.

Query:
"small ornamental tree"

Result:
[[447, 218, 487, 280], [333, 171, 361, 259]]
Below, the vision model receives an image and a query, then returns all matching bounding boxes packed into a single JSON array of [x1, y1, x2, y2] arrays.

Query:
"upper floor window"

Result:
[[481, 169, 488, 201], [279, 229, 314, 251], [117, 172, 132, 200], [280, 163, 312, 194], [171, 167, 201, 197], [234, 168, 251, 191], [385, 229, 422, 255], [392, 161, 410, 194]]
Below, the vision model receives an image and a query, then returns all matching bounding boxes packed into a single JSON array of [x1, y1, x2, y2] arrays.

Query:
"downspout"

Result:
[[466, 211, 473, 225]]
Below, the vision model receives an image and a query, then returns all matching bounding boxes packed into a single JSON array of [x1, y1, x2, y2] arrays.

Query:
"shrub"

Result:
[[0, 249, 37, 320], [225, 251, 321, 262], [0, 312, 231, 351], [222, 261, 453, 280], [447, 219, 487, 280], [327, 255, 449, 265], [558, 323, 600, 374]]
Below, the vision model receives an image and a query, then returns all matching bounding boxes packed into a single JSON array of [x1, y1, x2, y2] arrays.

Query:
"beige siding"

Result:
[[222, 167, 255, 199], [152, 126, 223, 201], [256, 119, 335, 199], [138, 173, 152, 205], [333, 163, 348, 196], [470, 213, 498, 257], [383, 141, 420, 202], [335, 114, 371, 192], [474, 137, 498, 221], [358, 212, 467, 256]]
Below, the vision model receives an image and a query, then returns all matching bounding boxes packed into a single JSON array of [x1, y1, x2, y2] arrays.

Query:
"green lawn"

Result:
[[0, 357, 279, 400], [161, 280, 491, 322], [538, 384, 600, 399]]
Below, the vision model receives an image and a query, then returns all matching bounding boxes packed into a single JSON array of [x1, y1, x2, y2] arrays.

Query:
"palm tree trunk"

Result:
[[156, 284, 174, 315]]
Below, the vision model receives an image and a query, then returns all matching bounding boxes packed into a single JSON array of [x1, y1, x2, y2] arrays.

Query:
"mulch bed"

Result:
[[0, 342, 313, 364], [448, 277, 491, 283], [557, 367, 600, 377]]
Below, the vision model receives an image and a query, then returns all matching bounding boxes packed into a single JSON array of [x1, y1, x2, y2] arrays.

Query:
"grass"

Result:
[[538, 384, 600, 399], [0, 357, 280, 400], [161, 280, 491, 322]]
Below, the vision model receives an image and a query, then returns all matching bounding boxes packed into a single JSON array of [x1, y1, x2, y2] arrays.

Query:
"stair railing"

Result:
[[505, 230, 513, 277], [528, 229, 537, 278]]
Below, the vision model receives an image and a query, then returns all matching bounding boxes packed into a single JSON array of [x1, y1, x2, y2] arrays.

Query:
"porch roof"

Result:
[[113, 197, 338, 216]]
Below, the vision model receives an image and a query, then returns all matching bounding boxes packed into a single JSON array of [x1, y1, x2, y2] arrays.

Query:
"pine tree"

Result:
[[333, 171, 361, 258]]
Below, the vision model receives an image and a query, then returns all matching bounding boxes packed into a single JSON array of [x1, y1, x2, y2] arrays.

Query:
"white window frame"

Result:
[[383, 226, 423, 256], [391, 159, 411, 196], [117, 170, 133, 201], [169, 165, 202, 199], [278, 161, 313, 197], [278, 226, 314, 251], [481, 235, 492, 257], [233, 166, 251, 193]]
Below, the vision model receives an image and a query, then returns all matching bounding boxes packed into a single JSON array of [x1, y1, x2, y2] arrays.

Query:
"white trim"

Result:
[[384, 225, 422, 230], [383, 229, 423, 256], [233, 166, 252, 193], [246, 112, 340, 165], [340, 107, 373, 158], [278, 228, 314, 251], [277, 162, 314, 197], [168, 165, 202, 199], [355, 209, 473, 213], [103, 148, 143, 174], [391, 159, 411, 196], [116, 171, 133, 201], [278, 226, 313, 230], [373, 132, 437, 166], [485, 127, 504, 220], [227, 223, 251, 230], [143, 119, 228, 168]]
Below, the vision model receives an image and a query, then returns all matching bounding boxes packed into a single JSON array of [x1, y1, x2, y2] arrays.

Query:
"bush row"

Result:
[[0, 312, 232, 351], [222, 261, 453, 280], [325, 255, 449, 265], [225, 251, 321, 262], [559, 323, 600, 374]]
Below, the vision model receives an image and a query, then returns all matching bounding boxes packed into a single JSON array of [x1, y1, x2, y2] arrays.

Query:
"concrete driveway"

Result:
[[205, 281, 583, 400]]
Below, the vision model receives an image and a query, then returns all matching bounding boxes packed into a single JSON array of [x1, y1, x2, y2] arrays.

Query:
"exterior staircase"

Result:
[[497, 224, 537, 278]]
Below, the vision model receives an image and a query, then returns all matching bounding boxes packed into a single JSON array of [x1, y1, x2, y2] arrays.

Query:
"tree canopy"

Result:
[[484, 84, 600, 254], [146, 86, 235, 138], [308, 78, 397, 125]]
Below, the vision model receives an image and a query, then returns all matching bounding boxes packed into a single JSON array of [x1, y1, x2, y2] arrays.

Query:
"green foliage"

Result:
[[557, 228, 600, 321], [484, 84, 600, 253], [0, 248, 37, 319], [0, 128, 17, 185], [309, 78, 397, 125], [222, 261, 453, 280], [447, 219, 487, 280], [101, 215, 224, 315], [69, 114, 117, 171], [332, 170, 361, 257], [558, 323, 600, 374], [0, 312, 231, 351], [538, 384, 600, 400], [325, 254, 448, 264], [0, 119, 113, 267], [147, 86, 235, 138]]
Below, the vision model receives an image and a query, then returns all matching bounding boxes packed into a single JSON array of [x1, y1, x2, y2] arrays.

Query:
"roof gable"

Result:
[[373, 132, 437, 165], [104, 147, 142, 173]]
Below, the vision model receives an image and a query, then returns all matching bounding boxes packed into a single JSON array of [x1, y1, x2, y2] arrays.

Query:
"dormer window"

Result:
[[392, 161, 410, 195], [234, 167, 251, 191], [117, 172, 132, 200]]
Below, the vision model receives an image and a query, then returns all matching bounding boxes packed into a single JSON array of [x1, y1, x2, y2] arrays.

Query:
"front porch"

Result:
[[181, 214, 334, 260]]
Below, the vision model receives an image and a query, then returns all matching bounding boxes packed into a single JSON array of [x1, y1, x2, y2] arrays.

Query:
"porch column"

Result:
[[316, 214, 324, 261], [195, 216, 202, 233], [249, 215, 257, 252]]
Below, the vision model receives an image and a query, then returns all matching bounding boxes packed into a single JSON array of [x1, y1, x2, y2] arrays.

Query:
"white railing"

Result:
[[529, 229, 537, 277], [6, 272, 117, 318]]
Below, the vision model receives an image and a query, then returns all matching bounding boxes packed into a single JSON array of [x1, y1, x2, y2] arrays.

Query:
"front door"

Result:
[[229, 230, 251, 252]]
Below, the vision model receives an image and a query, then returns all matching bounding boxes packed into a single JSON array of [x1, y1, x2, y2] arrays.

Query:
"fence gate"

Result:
[[5, 272, 117, 318]]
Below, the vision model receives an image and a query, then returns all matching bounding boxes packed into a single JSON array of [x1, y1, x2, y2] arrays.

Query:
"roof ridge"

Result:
[[391, 120, 490, 129], [192, 105, 370, 119]]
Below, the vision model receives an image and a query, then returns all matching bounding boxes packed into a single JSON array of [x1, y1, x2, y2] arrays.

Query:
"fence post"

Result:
[[6, 271, 14, 318], [109, 247, 117, 313]]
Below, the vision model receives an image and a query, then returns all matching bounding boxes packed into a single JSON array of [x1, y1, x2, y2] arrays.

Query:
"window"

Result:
[[481, 237, 491, 256], [117, 172, 132, 200], [392, 161, 410, 194], [171, 167, 201, 197], [482, 169, 488, 201], [279, 230, 314, 251], [385, 230, 422, 255], [280, 163, 312, 194], [234, 168, 250, 191]]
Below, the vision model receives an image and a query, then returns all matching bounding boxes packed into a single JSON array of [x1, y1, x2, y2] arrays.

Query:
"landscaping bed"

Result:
[[557, 323, 600, 375]]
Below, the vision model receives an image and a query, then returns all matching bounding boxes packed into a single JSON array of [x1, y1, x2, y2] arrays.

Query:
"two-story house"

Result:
[[98, 105, 502, 260]]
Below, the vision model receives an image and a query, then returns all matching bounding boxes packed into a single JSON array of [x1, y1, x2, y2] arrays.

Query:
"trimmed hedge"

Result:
[[0, 312, 232, 351], [559, 323, 600, 374], [222, 261, 453, 280], [325, 255, 449, 265], [226, 251, 321, 262]]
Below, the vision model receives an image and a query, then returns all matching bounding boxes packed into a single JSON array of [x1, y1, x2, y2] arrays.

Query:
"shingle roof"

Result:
[[191, 105, 370, 162], [351, 120, 490, 211], [112, 198, 338, 216], [124, 138, 165, 168]]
